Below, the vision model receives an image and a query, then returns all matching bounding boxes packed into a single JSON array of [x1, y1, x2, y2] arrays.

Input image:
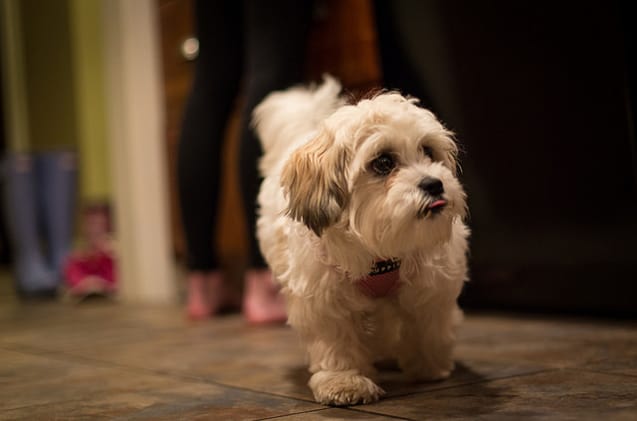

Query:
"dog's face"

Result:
[[281, 93, 466, 258]]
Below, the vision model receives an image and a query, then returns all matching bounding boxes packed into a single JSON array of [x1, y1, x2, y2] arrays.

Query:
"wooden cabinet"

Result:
[[158, 0, 194, 263]]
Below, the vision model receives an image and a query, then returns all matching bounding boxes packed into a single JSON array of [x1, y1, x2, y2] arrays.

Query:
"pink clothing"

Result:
[[64, 251, 116, 295]]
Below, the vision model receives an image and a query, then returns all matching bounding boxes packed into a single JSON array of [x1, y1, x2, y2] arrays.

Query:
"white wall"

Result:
[[102, 0, 176, 304]]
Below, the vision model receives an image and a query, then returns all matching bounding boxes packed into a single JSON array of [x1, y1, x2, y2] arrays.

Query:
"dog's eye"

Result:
[[422, 145, 434, 159], [371, 154, 396, 176]]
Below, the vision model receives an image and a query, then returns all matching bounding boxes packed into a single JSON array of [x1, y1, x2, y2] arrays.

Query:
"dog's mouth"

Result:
[[418, 198, 448, 218]]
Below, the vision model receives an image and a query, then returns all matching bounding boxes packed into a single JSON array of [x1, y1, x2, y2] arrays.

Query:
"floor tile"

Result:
[[1, 381, 321, 421], [2, 269, 636, 420], [359, 368, 637, 420], [0, 301, 199, 351], [0, 347, 194, 411], [578, 340, 637, 377], [0, 348, 321, 420], [377, 358, 549, 398], [455, 313, 637, 369], [41, 319, 311, 398]]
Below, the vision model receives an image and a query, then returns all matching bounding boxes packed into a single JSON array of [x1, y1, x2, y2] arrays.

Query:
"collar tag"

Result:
[[357, 258, 401, 298]]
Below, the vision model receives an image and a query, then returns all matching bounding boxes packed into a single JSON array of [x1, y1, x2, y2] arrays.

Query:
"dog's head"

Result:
[[281, 93, 466, 257]]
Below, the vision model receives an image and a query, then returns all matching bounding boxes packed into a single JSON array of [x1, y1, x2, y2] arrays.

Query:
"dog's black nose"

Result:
[[419, 177, 444, 196]]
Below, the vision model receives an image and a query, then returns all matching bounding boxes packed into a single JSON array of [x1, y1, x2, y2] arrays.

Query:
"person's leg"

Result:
[[239, 0, 314, 323], [2, 153, 57, 296], [177, 0, 243, 319], [372, 0, 435, 109], [36, 150, 77, 279]]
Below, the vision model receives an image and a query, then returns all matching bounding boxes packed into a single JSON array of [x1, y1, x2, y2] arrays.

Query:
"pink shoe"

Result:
[[186, 271, 228, 321], [186, 272, 210, 320], [243, 269, 287, 325]]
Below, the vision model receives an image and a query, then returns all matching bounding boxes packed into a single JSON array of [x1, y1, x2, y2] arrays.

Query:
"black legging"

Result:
[[177, 1, 313, 271]]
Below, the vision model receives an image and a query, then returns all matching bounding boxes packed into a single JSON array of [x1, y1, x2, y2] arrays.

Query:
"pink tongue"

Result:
[[429, 199, 447, 209]]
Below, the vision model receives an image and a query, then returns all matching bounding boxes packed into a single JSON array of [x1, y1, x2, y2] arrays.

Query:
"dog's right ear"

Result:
[[280, 127, 349, 236]]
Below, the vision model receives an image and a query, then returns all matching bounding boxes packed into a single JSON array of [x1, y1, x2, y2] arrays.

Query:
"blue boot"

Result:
[[2, 153, 57, 295], [35, 150, 77, 278]]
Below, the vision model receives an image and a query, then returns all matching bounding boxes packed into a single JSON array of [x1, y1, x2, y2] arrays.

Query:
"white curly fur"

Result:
[[254, 76, 469, 406]]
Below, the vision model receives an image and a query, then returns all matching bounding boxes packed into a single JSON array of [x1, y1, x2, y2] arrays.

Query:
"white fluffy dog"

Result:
[[253, 77, 469, 406]]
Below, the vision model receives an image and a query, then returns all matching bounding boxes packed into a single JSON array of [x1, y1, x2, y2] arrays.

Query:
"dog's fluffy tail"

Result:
[[253, 75, 343, 177]]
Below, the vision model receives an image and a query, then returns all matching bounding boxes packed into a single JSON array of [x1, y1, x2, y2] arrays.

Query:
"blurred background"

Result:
[[0, 0, 635, 316]]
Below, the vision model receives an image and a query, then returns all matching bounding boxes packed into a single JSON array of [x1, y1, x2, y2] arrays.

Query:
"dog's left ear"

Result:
[[281, 127, 349, 236]]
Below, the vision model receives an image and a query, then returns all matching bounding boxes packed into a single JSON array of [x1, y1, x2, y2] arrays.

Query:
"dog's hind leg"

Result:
[[397, 300, 462, 382]]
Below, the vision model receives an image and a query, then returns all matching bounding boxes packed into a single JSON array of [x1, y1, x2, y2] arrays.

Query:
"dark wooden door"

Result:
[[436, 1, 637, 316]]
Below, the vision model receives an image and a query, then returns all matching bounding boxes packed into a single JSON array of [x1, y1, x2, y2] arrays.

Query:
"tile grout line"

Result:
[[6, 341, 612, 417], [572, 366, 637, 379], [1, 341, 567, 407], [348, 407, 419, 421], [254, 406, 416, 421], [0, 397, 96, 414], [337, 368, 569, 421], [253, 407, 329, 421], [379, 367, 561, 401], [0, 342, 322, 406]]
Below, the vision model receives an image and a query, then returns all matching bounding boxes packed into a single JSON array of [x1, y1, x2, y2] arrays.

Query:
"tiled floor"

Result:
[[1, 273, 636, 420]]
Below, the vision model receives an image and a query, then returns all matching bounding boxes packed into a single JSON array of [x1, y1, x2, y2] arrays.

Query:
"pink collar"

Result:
[[357, 259, 401, 298]]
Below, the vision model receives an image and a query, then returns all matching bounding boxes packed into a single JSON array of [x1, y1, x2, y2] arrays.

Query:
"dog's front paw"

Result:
[[309, 369, 385, 406]]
